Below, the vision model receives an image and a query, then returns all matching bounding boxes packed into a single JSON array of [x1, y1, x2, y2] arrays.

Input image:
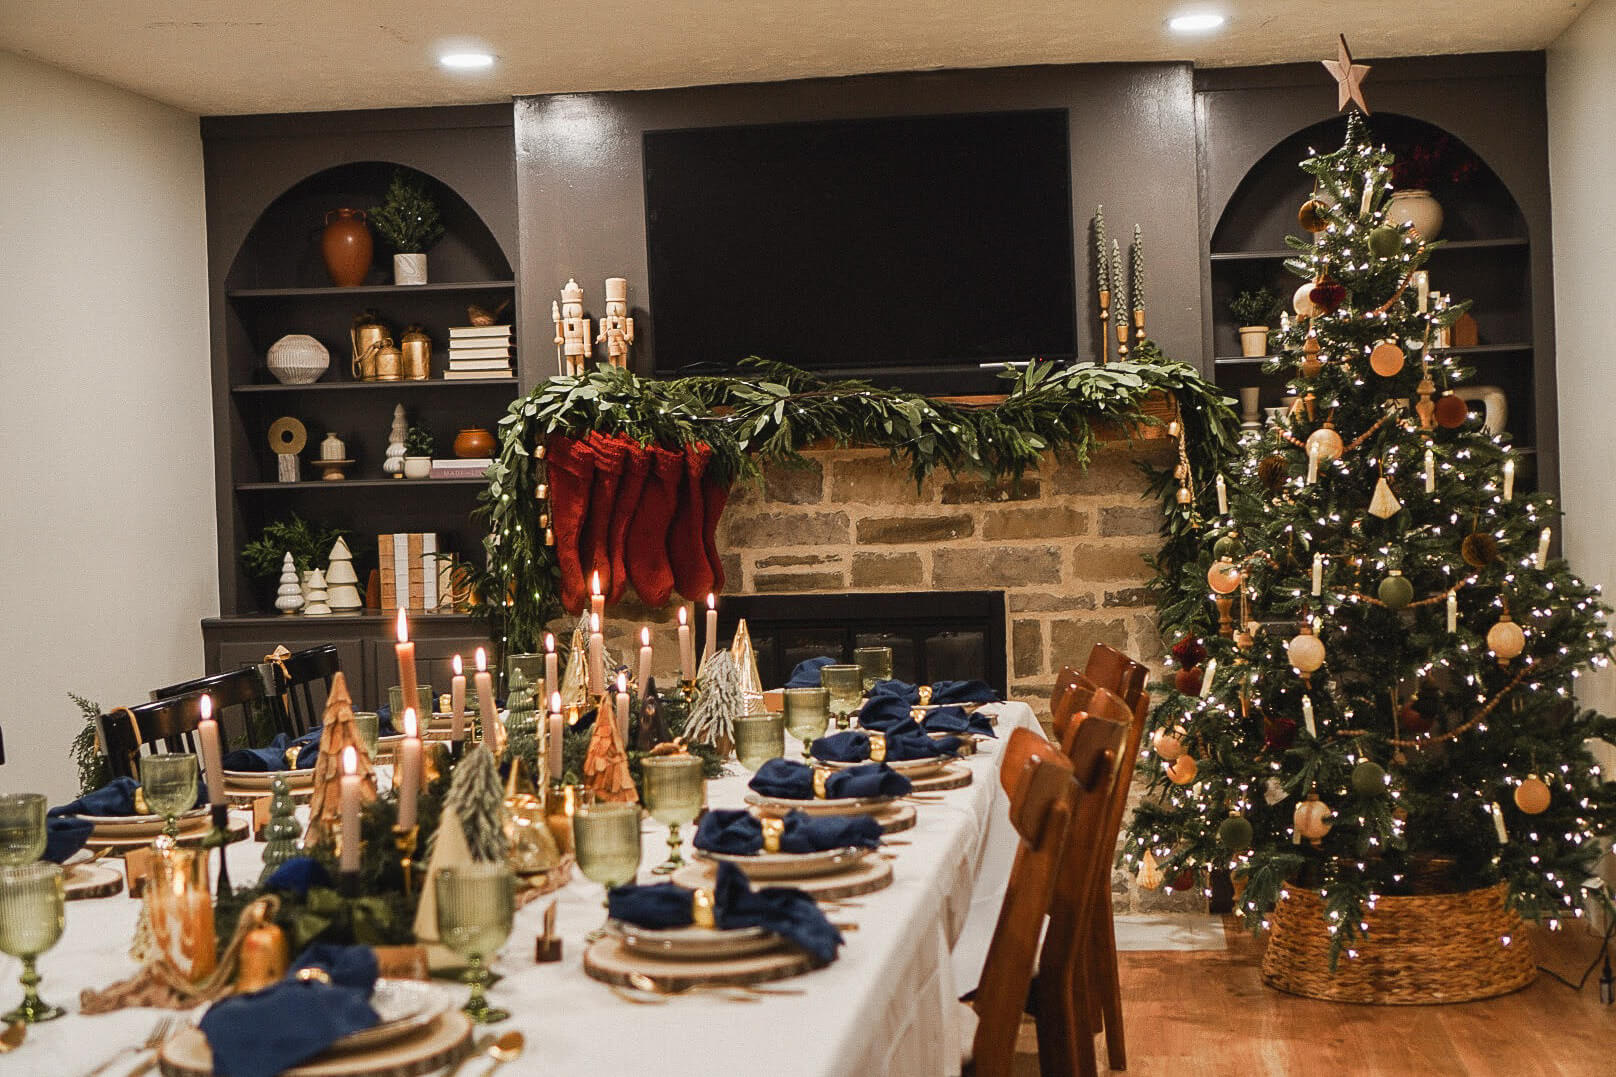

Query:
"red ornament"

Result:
[[1174, 666, 1204, 695], [1263, 715, 1298, 751], [1171, 636, 1208, 668], [1168, 869, 1196, 891], [1309, 279, 1347, 315], [1398, 703, 1433, 736], [1434, 394, 1470, 429]]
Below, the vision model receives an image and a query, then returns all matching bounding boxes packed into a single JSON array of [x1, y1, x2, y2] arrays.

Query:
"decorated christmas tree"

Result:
[[1125, 106, 1616, 962]]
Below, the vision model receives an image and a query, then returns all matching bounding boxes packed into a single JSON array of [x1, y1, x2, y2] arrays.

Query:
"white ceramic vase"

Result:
[[403, 456, 433, 479], [266, 333, 330, 385], [394, 253, 428, 286], [1238, 326, 1270, 358], [1388, 189, 1443, 242]]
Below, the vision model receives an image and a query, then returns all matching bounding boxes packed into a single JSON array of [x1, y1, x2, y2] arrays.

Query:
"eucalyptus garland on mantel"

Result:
[[471, 354, 1239, 653]]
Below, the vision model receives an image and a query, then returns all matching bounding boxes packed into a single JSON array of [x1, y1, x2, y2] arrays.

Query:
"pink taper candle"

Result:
[[197, 694, 225, 806], [547, 691, 563, 784], [588, 613, 605, 699], [616, 674, 630, 745], [339, 746, 361, 872], [543, 633, 558, 705], [396, 708, 421, 831], [450, 654, 467, 742], [638, 627, 653, 689], [703, 593, 718, 667], [677, 606, 694, 681], [394, 609, 419, 718], [474, 648, 497, 743]]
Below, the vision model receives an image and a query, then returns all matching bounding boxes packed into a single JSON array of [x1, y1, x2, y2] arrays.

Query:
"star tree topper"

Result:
[[1321, 34, 1371, 114]]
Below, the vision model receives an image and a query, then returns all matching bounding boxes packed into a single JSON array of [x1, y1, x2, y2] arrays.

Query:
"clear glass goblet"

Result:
[[573, 802, 643, 941], [140, 753, 199, 840], [733, 713, 786, 772], [641, 755, 705, 875], [0, 794, 48, 867], [0, 862, 66, 1023], [821, 665, 864, 730], [435, 862, 515, 1024], [783, 687, 831, 761], [854, 646, 893, 692]]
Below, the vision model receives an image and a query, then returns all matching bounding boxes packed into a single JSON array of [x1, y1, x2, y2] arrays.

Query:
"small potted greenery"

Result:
[[1230, 287, 1281, 358], [403, 425, 435, 479], [369, 169, 445, 285]]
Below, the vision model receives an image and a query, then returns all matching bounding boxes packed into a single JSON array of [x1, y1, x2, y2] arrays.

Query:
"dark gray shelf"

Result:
[[232, 378, 516, 394], [227, 280, 515, 299], [236, 477, 486, 491], [1209, 237, 1529, 263]]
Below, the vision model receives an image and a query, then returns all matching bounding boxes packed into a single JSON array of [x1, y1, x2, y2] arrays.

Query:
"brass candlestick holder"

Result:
[[392, 824, 420, 898]]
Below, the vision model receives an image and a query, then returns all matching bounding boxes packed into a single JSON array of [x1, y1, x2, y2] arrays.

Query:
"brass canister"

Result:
[[351, 314, 388, 380], [374, 339, 402, 381], [400, 324, 432, 381]]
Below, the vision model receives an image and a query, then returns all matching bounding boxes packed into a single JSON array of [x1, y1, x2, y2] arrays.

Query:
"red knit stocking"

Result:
[[580, 432, 631, 600], [607, 440, 652, 604], [668, 442, 715, 601], [543, 434, 596, 615], [625, 445, 686, 607], [700, 467, 732, 594]]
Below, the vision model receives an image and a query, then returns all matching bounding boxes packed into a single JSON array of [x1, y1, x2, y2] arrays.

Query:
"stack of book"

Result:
[[446, 325, 514, 380], [430, 457, 492, 480], [377, 532, 444, 612]]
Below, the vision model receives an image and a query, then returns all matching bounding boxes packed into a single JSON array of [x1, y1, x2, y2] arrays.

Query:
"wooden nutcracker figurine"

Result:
[[551, 278, 592, 376], [595, 277, 635, 369]]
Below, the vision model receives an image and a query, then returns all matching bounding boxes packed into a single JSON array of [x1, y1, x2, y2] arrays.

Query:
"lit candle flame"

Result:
[[452, 654, 463, 676], [550, 691, 562, 714], [396, 608, 409, 644], [641, 626, 650, 646], [591, 612, 601, 633], [678, 606, 688, 626], [544, 633, 555, 653], [199, 693, 213, 721], [475, 647, 488, 673], [617, 673, 627, 693], [403, 707, 418, 738], [592, 571, 602, 596], [342, 745, 357, 775], [707, 593, 716, 610]]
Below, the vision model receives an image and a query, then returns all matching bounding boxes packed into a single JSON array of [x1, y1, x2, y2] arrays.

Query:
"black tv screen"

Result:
[[642, 109, 1077, 388]]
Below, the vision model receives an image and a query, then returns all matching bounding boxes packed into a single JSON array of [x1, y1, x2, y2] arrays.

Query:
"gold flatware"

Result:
[[625, 973, 758, 1002], [0, 1021, 25, 1053], [471, 1030, 525, 1075], [75, 1016, 173, 1077], [610, 985, 668, 1005], [883, 839, 912, 846], [831, 921, 860, 931], [448, 1033, 495, 1074]]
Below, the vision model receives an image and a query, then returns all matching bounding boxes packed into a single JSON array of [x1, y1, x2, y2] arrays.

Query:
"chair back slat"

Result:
[[274, 645, 342, 736], [149, 665, 283, 745], [972, 744, 1079, 1077], [97, 696, 211, 779], [1084, 642, 1149, 708]]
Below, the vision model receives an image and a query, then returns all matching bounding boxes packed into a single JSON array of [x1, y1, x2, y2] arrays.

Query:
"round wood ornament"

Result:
[[1287, 626, 1326, 673], [1487, 615, 1526, 664], [268, 416, 308, 456], [1207, 560, 1243, 595], [1152, 727, 1187, 761], [1293, 282, 1320, 318], [1434, 393, 1471, 429], [1165, 754, 1198, 785], [1514, 775, 1551, 815], [1298, 198, 1330, 233], [1369, 341, 1406, 377]]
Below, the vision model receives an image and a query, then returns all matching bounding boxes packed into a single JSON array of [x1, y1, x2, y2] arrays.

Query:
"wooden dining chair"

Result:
[[1033, 715, 1127, 1077], [1084, 642, 1148, 709], [97, 696, 209, 779], [967, 731, 1080, 1077], [265, 644, 343, 736], [150, 664, 284, 745], [1051, 671, 1099, 746], [1050, 663, 1084, 724]]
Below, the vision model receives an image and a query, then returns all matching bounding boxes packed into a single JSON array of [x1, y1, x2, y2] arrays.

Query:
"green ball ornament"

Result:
[[1352, 761, 1388, 797], [1213, 534, 1246, 559], [1217, 814, 1254, 852], [1378, 571, 1414, 609], [1367, 225, 1402, 257]]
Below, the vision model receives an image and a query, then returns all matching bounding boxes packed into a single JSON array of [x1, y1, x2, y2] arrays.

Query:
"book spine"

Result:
[[421, 533, 439, 612], [378, 535, 395, 609], [392, 533, 410, 612]]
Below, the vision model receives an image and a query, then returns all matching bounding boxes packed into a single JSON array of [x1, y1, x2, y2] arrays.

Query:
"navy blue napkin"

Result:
[[921, 705, 997, 738], [855, 694, 914, 730], [748, 758, 912, 800], [785, 656, 836, 688], [200, 944, 380, 1077], [223, 733, 290, 772], [263, 856, 334, 897], [610, 862, 843, 964], [929, 679, 1000, 705], [43, 816, 93, 863], [811, 725, 950, 763], [48, 775, 207, 817], [693, 808, 882, 855], [867, 679, 920, 704], [373, 705, 398, 735]]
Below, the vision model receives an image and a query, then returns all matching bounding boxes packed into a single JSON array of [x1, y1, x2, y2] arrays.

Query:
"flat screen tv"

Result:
[[642, 109, 1076, 392]]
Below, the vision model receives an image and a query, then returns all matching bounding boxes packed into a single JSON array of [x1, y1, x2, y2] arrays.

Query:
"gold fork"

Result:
[[76, 1015, 174, 1077]]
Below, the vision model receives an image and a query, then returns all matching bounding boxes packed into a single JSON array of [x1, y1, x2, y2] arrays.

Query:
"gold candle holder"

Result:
[[392, 825, 420, 899]]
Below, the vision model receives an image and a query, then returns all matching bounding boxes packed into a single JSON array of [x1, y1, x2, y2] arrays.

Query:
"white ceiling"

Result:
[[0, 1, 1590, 115]]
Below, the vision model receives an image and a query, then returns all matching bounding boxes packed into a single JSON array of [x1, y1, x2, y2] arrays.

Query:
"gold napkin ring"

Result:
[[868, 731, 888, 764], [691, 888, 716, 928], [917, 685, 933, 706], [296, 967, 332, 985], [812, 768, 828, 800], [761, 817, 784, 853]]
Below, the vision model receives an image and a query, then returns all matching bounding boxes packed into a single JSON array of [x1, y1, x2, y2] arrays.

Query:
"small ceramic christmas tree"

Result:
[[505, 668, 538, 776], [258, 774, 302, 884], [383, 403, 408, 478], [274, 552, 304, 615], [583, 696, 638, 804], [303, 673, 376, 850], [324, 537, 363, 612], [303, 568, 332, 616], [444, 743, 509, 862]]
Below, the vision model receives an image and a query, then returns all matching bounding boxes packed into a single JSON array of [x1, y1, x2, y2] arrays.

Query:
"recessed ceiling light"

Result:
[[440, 51, 495, 70], [1167, 12, 1226, 33]]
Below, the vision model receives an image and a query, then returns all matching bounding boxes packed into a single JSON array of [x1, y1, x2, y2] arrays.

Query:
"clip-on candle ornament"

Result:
[[1537, 528, 1552, 568], [1311, 552, 1324, 597], [1502, 458, 1516, 502], [1424, 448, 1436, 493], [1447, 591, 1459, 634], [1301, 695, 1317, 739], [196, 693, 233, 894], [339, 746, 361, 896], [1215, 473, 1228, 516], [393, 707, 421, 897]]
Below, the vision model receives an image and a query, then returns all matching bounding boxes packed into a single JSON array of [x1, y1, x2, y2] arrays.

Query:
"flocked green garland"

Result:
[[471, 353, 1239, 654]]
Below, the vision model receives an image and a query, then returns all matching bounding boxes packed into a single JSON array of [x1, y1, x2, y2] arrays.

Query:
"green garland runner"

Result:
[[472, 354, 1238, 653]]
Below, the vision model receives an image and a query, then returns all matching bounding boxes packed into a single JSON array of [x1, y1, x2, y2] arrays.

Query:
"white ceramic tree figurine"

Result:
[[274, 552, 305, 615], [383, 403, 408, 478], [325, 537, 363, 612], [303, 568, 332, 616]]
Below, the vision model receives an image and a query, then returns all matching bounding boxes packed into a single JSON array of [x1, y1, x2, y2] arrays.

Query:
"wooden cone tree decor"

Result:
[[303, 672, 376, 850], [583, 696, 638, 804]]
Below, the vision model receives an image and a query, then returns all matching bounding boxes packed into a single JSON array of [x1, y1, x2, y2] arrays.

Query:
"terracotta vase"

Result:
[[321, 208, 373, 287], [453, 428, 496, 459]]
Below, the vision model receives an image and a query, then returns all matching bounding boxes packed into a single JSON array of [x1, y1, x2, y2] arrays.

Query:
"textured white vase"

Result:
[[1238, 326, 1270, 358], [403, 456, 433, 479], [267, 334, 330, 384], [394, 253, 428, 286], [1388, 189, 1443, 242]]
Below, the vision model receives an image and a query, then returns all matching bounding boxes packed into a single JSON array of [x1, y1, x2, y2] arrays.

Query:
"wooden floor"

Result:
[[1011, 919, 1616, 1076]]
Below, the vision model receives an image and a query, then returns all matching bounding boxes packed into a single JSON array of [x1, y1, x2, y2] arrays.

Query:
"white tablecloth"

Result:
[[7, 701, 1038, 1077]]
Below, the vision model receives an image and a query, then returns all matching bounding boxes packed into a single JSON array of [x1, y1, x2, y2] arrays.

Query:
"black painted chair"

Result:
[[151, 664, 285, 745], [97, 696, 209, 780], [265, 644, 343, 736]]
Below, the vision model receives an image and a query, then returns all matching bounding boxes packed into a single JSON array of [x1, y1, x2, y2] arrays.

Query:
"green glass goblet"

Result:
[[783, 687, 830, 761], [0, 862, 66, 1023], [573, 802, 643, 941], [0, 794, 48, 867], [733, 713, 786, 772], [139, 753, 199, 840], [434, 862, 515, 1024], [854, 646, 893, 692], [641, 755, 705, 875], [821, 665, 864, 730], [388, 685, 435, 725], [351, 712, 381, 759]]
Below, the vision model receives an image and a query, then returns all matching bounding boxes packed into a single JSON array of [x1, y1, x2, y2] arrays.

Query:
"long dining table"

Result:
[[9, 701, 1040, 1077]]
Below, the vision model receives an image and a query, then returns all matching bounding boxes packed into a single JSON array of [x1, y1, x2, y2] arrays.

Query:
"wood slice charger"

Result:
[[64, 861, 123, 900], [159, 1010, 472, 1077], [906, 762, 973, 793], [673, 854, 894, 901], [584, 935, 822, 992]]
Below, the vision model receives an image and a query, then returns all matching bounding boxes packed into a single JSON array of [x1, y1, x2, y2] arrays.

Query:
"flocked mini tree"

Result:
[[1125, 110, 1616, 958]]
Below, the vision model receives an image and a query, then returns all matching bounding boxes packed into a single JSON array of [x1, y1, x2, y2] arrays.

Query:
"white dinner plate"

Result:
[[744, 792, 898, 817], [222, 767, 315, 792], [696, 845, 875, 880], [817, 755, 949, 779], [327, 979, 453, 1053], [608, 921, 782, 960], [78, 807, 210, 837]]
